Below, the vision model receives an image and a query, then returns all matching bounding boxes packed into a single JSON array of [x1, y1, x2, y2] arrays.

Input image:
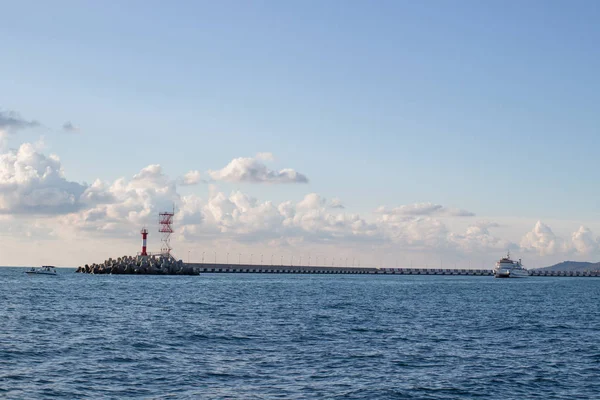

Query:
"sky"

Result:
[[1, 0, 600, 268]]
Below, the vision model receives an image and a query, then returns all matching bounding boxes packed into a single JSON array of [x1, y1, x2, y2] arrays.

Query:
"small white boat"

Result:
[[25, 266, 58, 276], [494, 252, 528, 278]]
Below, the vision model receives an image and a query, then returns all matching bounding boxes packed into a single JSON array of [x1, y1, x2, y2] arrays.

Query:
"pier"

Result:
[[188, 263, 375, 274], [188, 264, 600, 277]]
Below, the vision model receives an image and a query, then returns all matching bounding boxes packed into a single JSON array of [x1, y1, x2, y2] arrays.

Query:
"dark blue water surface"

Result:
[[1, 268, 600, 399]]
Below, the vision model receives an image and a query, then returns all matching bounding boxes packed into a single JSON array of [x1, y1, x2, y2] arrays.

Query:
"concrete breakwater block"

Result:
[[75, 255, 199, 275]]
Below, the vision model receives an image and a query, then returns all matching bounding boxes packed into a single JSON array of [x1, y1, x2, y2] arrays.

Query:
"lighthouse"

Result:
[[140, 228, 148, 256]]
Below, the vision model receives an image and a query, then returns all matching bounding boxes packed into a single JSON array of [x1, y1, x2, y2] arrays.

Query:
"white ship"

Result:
[[494, 252, 528, 278], [25, 266, 57, 276]]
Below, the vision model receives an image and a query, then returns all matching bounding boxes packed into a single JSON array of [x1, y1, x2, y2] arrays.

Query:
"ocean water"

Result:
[[1, 268, 600, 399]]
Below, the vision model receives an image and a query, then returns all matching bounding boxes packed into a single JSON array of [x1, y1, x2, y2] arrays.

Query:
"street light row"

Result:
[[188, 252, 490, 269], [192, 252, 360, 267]]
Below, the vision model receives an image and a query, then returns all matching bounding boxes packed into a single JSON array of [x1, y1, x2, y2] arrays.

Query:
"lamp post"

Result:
[[308, 256, 311, 266], [271, 254, 274, 265], [238, 253, 241, 264], [214, 251, 216, 263], [291, 255, 293, 266], [251, 254, 253, 264], [332, 257, 335, 267], [261, 254, 263, 265], [299, 256, 302, 265], [227, 252, 229, 264], [202, 251, 205, 263], [316, 256, 319, 266], [188, 251, 190, 264], [280, 255, 283, 266]]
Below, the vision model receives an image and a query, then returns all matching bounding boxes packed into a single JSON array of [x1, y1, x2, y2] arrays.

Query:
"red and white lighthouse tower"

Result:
[[140, 228, 148, 256]]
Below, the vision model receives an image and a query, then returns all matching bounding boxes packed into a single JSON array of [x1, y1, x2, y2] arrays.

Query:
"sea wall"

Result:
[[188, 264, 600, 276]]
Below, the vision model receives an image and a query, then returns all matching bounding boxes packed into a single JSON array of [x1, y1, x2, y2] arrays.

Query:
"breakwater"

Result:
[[191, 264, 600, 277], [191, 264, 492, 275], [189, 263, 376, 274], [76, 255, 199, 275]]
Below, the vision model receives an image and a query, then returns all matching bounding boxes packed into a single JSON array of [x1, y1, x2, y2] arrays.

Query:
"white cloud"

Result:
[[0, 142, 88, 214], [378, 213, 449, 249], [204, 190, 283, 236], [520, 221, 565, 256], [208, 155, 308, 184], [570, 226, 599, 255], [62, 164, 179, 234], [297, 193, 326, 210], [330, 198, 344, 209], [449, 221, 514, 253], [179, 170, 203, 186], [178, 191, 379, 245]]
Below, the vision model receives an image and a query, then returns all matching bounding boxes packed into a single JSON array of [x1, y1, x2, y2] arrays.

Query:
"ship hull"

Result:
[[25, 271, 57, 275], [494, 268, 528, 278]]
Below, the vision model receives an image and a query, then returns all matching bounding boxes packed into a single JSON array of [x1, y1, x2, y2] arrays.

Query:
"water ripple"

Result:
[[1, 269, 600, 398]]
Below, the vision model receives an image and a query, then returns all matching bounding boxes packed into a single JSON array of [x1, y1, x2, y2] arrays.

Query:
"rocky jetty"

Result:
[[75, 255, 199, 275]]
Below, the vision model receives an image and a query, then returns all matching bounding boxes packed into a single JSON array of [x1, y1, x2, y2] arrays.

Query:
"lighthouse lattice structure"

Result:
[[159, 208, 175, 258], [140, 228, 148, 256]]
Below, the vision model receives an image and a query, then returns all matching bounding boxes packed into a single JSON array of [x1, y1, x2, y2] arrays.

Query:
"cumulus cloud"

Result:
[[0, 110, 39, 131], [179, 170, 203, 186], [1, 138, 526, 261], [330, 198, 344, 209], [297, 193, 326, 210], [570, 226, 599, 255], [12, 140, 599, 263], [375, 207, 509, 253], [62, 121, 80, 132], [0, 143, 88, 214], [208, 155, 308, 184], [375, 202, 475, 217], [449, 221, 514, 253], [177, 191, 380, 245], [520, 221, 566, 256], [62, 164, 179, 234], [377, 212, 450, 249]]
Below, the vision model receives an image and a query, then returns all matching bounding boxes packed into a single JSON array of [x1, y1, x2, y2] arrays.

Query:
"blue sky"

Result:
[[2, 1, 600, 266]]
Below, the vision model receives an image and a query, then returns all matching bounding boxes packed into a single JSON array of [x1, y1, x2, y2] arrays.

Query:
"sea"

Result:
[[1, 267, 600, 399]]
